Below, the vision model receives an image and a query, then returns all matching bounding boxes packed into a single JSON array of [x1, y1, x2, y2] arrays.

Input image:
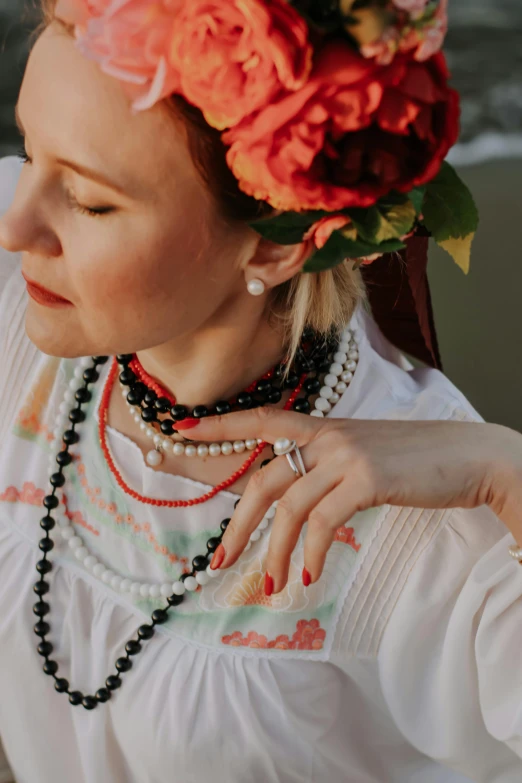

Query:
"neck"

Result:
[[135, 309, 285, 407]]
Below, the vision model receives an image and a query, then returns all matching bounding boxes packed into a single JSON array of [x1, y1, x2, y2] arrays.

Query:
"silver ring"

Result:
[[285, 453, 301, 477], [285, 446, 306, 478], [292, 445, 307, 477], [273, 438, 307, 479]]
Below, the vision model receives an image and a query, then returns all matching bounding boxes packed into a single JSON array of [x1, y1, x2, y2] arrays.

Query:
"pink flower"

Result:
[[1, 486, 19, 503], [392, 0, 429, 16], [291, 619, 326, 651], [304, 215, 351, 250], [222, 631, 245, 647], [411, 0, 448, 61], [243, 631, 269, 648], [19, 482, 46, 506], [267, 635, 291, 650], [222, 619, 326, 651], [333, 525, 362, 551], [55, 0, 111, 27], [362, 0, 448, 64], [169, 0, 313, 130], [56, 0, 312, 120], [58, 0, 185, 111]]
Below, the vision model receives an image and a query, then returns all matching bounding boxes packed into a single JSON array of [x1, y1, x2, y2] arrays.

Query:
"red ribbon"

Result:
[[361, 234, 442, 370]]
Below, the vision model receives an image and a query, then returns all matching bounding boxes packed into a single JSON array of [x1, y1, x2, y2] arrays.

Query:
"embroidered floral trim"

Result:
[[0, 482, 46, 506], [222, 618, 326, 650], [75, 460, 190, 569], [0, 483, 101, 539], [61, 492, 100, 537], [14, 357, 61, 444], [333, 526, 361, 551]]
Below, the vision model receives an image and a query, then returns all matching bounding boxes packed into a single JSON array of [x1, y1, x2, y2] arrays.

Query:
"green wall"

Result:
[[428, 159, 522, 431]]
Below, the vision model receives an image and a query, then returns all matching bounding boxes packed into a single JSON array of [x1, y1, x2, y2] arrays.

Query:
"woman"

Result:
[[0, 1, 521, 781]]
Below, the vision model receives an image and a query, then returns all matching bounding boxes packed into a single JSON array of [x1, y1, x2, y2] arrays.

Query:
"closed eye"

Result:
[[67, 192, 115, 217]]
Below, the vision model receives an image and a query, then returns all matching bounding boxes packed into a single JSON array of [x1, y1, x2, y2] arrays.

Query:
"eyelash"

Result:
[[17, 147, 114, 218], [66, 193, 114, 218]]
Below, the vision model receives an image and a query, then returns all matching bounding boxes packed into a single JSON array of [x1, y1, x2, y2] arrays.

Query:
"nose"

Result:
[[0, 172, 61, 258]]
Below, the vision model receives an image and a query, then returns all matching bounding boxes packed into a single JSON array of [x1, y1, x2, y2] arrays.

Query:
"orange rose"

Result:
[[304, 215, 352, 249], [223, 42, 459, 212], [169, 0, 313, 130]]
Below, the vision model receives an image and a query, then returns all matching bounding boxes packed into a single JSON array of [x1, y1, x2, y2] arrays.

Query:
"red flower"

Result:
[[224, 43, 459, 212]]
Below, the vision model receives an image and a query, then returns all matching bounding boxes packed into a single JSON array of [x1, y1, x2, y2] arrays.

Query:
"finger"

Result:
[[303, 479, 372, 584], [216, 446, 320, 569], [216, 457, 298, 569], [176, 406, 326, 447], [265, 467, 341, 595]]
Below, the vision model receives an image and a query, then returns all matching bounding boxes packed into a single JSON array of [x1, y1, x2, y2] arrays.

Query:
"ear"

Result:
[[244, 236, 313, 289]]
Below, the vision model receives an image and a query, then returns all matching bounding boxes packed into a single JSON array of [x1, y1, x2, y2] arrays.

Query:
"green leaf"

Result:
[[422, 162, 479, 242], [347, 193, 416, 244], [249, 210, 326, 245], [407, 186, 426, 215], [345, 206, 381, 242], [304, 231, 405, 273]]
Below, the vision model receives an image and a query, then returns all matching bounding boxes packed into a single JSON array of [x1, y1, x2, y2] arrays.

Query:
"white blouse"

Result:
[[0, 155, 521, 783]]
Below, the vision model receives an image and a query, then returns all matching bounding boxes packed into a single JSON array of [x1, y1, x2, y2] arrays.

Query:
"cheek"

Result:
[[72, 213, 233, 340]]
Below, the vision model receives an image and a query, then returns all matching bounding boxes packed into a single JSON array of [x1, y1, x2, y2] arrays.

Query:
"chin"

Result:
[[24, 304, 92, 359]]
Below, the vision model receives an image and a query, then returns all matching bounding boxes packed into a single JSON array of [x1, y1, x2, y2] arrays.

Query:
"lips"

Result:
[[22, 273, 71, 304]]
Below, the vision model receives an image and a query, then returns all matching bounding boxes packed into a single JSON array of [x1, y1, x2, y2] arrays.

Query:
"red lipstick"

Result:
[[22, 273, 72, 308]]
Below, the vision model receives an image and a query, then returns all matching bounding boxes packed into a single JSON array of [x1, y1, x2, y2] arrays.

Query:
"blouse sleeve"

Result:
[[377, 503, 522, 780], [0, 156, 39, 442]]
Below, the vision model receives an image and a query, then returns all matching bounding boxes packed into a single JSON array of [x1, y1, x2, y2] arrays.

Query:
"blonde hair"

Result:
[[39, 0, 366, 357]]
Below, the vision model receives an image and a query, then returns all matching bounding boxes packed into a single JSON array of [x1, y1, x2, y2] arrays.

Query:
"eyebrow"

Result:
[[14, 103, 127, 196]]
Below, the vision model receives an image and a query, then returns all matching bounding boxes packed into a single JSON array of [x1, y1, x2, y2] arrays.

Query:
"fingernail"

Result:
[[302, 567, 312, 587], [176, 418, 200, 431], [264, 571, 274, 597], [210, 543, 226, 570]]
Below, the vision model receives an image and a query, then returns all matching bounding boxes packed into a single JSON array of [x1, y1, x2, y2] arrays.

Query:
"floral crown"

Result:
[[54, 0, 478, 274]]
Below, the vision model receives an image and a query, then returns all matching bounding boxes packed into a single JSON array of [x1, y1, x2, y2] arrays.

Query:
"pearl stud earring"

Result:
[[246, 278, 266, 296]]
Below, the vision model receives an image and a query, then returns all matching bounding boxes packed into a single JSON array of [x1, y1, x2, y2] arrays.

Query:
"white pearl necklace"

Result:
[[48, 325, 359, 600], [125, 327, 359, 467], [48, 363, 279, 601], [118, 391, 261, 465], [310, 331, 359, 417]]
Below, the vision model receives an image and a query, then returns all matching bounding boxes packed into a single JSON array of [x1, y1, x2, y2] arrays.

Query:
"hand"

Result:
[[185, 409, 522, 595]]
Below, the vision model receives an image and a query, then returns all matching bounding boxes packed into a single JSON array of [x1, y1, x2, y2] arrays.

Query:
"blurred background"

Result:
[[0, 0, 521, 429]]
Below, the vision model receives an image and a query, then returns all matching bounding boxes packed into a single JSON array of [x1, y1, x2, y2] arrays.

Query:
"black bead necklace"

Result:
[[118, 331, 339, 435], [33, 356, 242, 711], [33, 332, 339, 710]]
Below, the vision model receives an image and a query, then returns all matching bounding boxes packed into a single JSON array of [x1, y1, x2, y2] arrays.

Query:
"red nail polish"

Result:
[[176, 418, 200, 431], [210, 544, 226, 570], [264, 571, 274, 597], [302, 567, 312, 587]]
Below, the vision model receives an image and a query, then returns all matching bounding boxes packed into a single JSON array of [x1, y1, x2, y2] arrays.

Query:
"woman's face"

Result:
[[0, 24, 253, 358]]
